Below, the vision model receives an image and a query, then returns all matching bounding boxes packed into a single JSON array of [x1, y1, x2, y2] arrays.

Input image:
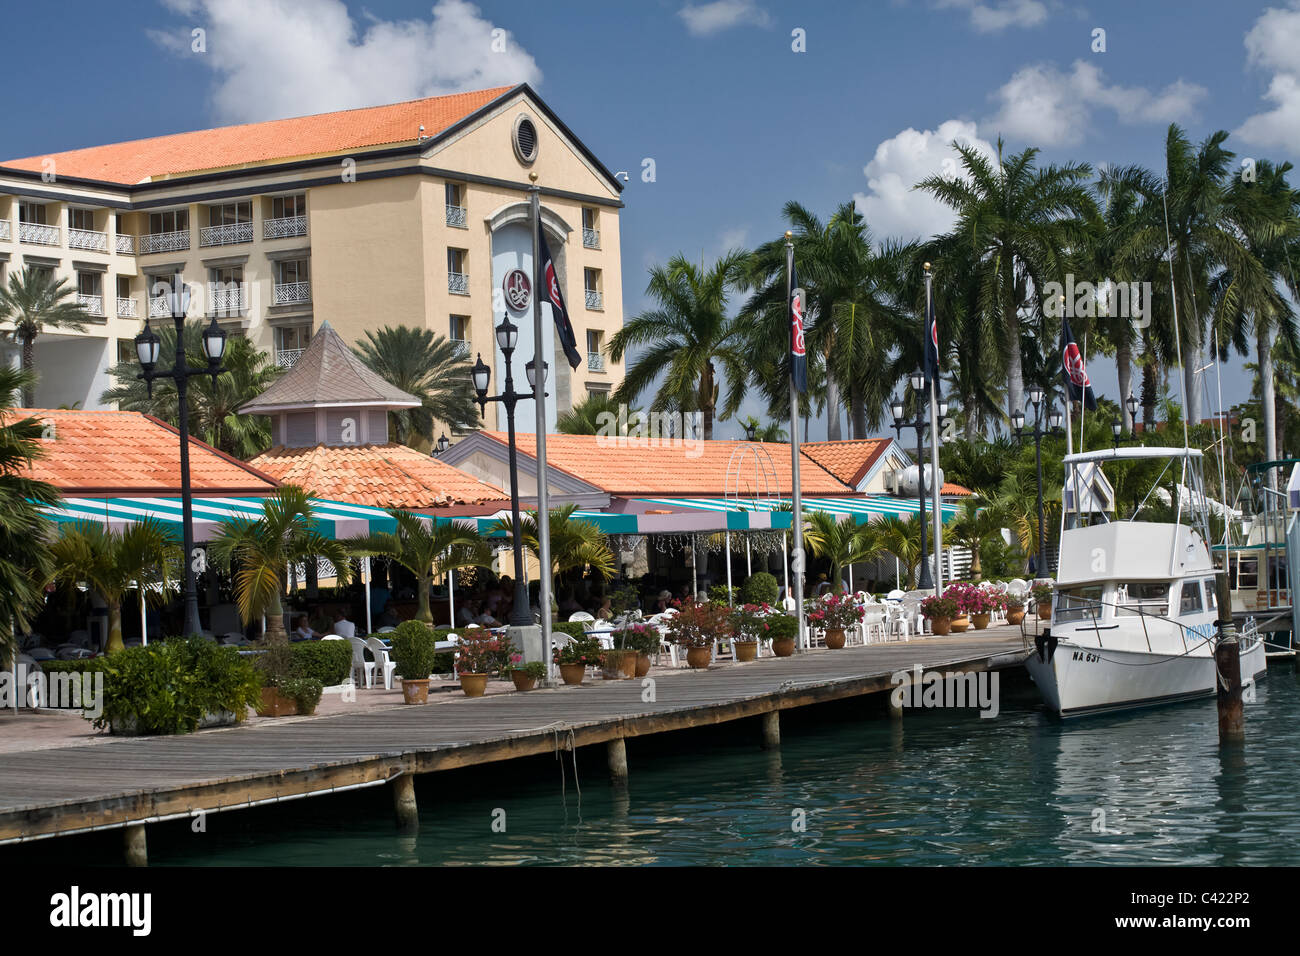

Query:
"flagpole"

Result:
[[529, 174, 554, 681], [926, 266, 943, 594], [786, 232, 806, 649]]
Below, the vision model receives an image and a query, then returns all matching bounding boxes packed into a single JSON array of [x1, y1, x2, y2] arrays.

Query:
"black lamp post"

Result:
[[892, 369, 948, 590], [134, 273, 227, 637], [1125, 392, 1139, 434], [471, 317, 546, 628], [744, 421, 756, 442], [434, 433, 450, 456], [1012, 385, 1062, 578]]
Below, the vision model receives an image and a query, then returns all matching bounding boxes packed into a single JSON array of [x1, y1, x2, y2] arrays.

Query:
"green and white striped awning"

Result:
[[634, 495, 961, 524], [457, 505, 792, 537], [42, 495, 399, 541]]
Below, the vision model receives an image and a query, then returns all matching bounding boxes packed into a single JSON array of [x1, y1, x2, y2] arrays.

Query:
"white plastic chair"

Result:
[[366, 637, 398, 689], [346, 636, 375, 688], [862, 605, 888, 644], [885, 589, 906, 602], [568, 611, 595, 623], [321, 635, 345, 641], [377, 626, 396, 634]]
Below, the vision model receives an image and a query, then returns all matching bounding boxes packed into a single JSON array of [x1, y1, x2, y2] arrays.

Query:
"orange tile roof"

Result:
[[4, 409, 278, 495], [481, 432, 853, 497], [942, 482, 973, 496], [249, 443, 509, 510], [800, 439, 893, 487], [1, 87, 515, 185]]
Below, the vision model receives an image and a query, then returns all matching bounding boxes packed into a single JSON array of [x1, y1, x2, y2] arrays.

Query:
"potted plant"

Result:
[[610, 623, 658, 678], [763, 611, 800, 657], [920, 594, 959, 636], [805, 592, 863, 649], [1006, 596, 1026, 625], [728, 603, 771, 661], [1032, 582, 1054, 619], [502, 655, 546, 692], [389, 620, 437, 704], [665, 599, 731, 668], [253, 645, 299, 717], [454, 630, 512, 697], [554, 635, 604, 685]]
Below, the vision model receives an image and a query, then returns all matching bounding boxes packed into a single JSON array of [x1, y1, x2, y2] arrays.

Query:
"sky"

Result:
[[6, 0, 1300, 440]]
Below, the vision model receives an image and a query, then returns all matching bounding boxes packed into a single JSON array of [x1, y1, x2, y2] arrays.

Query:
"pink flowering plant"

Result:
[[805, 591, 864, 630], [942, 581, 1001, 616], [455, 631, 514, 675], [611, 622, 659, 655], [729, 602, 772, 640], [665, 599, 733, 649], [920, 594, 959, 620]]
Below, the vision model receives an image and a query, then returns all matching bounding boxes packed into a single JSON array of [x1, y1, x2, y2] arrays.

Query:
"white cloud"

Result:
[[1236, 2, 1300, 150], [853, 119, 997, 243], [678, 0, 770, 37], [934, 0, 1048, 33], [986, 60, 1206, 146], [150, 0, 541, 124]]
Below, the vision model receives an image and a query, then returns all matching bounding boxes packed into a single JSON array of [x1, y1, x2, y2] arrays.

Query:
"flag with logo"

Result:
[[790, 264, 807, 394], [1061, 317, 1097, 410], [923, 287, 940, 385], [538, 230, 582, 370]]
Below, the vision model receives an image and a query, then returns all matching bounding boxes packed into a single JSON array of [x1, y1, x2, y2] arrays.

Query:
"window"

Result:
[[586, 330, 605, 371], [275, 258, 310, 284], [582, 207, 596, 231], [69, 208, 95, 231], [445, 183, 464, 207], [582, 208, 599, 248], [512, 115, 538, 164], [584, 268, 602, 310], [207, 202, 252, 226], [276, 325, 311, 352], [445, 183, 467, 227], [1179, 581, 1203, 616], [76, 272, 101, 296], [447, 248, 468, 294], [1115, 582, 1169, 617], [117, 276, 131, 298], [1235, 556, 1258, 590], [117, 340, 135, 364], [1202, 579, 1217, 612], [209, 265, 245, 314], [1054, 586, 1104, 624], [18, 202, 46, 225], [449, 314, 470, 344], [211, 265, 244, 286], [270, 194, 306, 219], [148, 209, 188, 235]]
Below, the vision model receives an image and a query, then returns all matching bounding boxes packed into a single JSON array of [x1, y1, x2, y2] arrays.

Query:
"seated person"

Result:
[[595, 595, 613, 621], [331, 608, 356, 638], [655, 590, 673, 613], [377, 601, 400, 629], [291, 615, 316, 641], [456, 601, 477, 627], [475, 606, 501, 627]]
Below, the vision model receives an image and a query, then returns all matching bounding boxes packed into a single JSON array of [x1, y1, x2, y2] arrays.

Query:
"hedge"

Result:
[[742, 572, 779, 605], [289, 640, 352, 686]]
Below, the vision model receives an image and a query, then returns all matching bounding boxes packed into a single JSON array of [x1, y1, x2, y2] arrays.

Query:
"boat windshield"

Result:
[[1115, 582, 1169, 617], [1055, 586, 1104, 624]]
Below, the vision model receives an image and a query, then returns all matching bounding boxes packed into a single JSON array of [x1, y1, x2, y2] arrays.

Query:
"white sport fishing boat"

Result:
[[1025, 446, 1267, 717]]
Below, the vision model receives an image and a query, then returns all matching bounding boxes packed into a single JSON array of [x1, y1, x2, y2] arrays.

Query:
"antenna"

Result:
[[1161, 184, 1192, 453]]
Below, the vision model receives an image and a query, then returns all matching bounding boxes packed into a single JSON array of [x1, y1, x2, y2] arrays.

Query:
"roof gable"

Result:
[[800, 439, 894, 488]]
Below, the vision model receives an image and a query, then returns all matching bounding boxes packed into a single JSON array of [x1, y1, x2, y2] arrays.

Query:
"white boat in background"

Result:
[[1025, 447, 1266, 718]]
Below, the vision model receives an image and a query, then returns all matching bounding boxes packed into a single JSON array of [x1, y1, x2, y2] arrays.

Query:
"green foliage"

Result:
[[665, 600, 733, 648], [95, 637, 262, 735], [0, 267, 89, 405], [277, 677, 323, 715], [504, 659, 547, 679], [557, 392, 641, 435], [708, 584, 738, 605], [551, 621, 589, 641], [610, 623, 659, 655], [289, 640, 352, 686], [389, 621, 437, 680], [38, 658, 109, 675], [741, 572, 779, 605], [490, 504, 615, 591], [554, 634, 604, 665]]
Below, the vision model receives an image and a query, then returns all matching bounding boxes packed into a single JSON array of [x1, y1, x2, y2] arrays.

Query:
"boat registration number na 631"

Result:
[[1071, 650, 1100, 662]]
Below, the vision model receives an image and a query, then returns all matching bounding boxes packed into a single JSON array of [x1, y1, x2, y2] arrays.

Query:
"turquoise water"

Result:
[[19, 666, 1300, 866]]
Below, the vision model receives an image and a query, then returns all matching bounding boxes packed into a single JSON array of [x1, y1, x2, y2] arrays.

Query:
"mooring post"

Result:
[[760, 710, 780, 750], [123, 823, 147, 867], [1214, 573, 1245, 744], [606, 737, 629, 785], [392, 773, 419, 832], [888, 692, 904, 720]]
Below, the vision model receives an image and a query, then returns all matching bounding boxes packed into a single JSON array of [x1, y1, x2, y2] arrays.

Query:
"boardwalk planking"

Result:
[[0, 630, 1029, 842]]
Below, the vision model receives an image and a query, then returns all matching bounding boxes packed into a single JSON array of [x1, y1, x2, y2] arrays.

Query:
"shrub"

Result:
[[389, 621, 437, 681], [943, 581, 1002, 615], [551, 621, 588, 641], [455, 631, 514, 675], [554, 635, 604, 666], [741, 572, 779, 605], [806, 592, 864, 629], [39, 658, 109, 675], [277, 677, 323, 715], [665, 600, 732, 648], [503, 655, 547, 679], [920, 595, 959, 620], [96, 636, 262, 735], [708, 584, 738, 605], [611, 623, 659, 655], [289, 640, 352, 686], [1031, 582, 1054, 603], [762, 611, 799, 642]]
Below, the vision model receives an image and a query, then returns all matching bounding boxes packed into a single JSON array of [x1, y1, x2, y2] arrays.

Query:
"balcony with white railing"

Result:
[[0, 220, 12, 241], [263, 215, 307, 240], [583, 227, 600, 249], [450, 338, 470, 359], [148, 296, 172, 318], [446, 205, 467, 228], [587, 351, 605, 372], [276, 348, 304, 368], [208, 285, 248, 314], [77, 294, 104, 317], [448, 272, 469, 295], [585, 289, 603, 310], [200, 221, 254, 247], [273, 281, 311, 306], [68, 228, 108, 252], [18, 222, 60, 246], [139, 230, 190, 255], [117, 296, 138, 318], [115, 233, 135, 255]]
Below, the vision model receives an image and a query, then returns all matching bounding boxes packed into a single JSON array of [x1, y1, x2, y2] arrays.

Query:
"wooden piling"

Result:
[[606, 737, 628, 784], [1214, 574, 1245, 744], [760, 711, 780, 750], [123, 823, 147, 867], [392, 773, 419, 832]]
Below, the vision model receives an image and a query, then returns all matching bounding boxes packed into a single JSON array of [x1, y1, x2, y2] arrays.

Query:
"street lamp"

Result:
[[434, 433, 450, 456], [1012, 386, 1062, 579], [1125, 392, 1139, 432], [744, 421, 756, 442], [472, 317, 544, 628], [134, 273, 226, 637], [1111, 415, 1123, 449], [892, 369, 945, 590]]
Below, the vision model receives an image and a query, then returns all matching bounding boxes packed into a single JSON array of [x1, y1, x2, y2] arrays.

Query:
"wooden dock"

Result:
[[0, 630, 1029, 848]]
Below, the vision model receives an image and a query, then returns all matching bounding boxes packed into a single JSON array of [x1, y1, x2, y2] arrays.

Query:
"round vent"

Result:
[[512, 115, 538, 165]]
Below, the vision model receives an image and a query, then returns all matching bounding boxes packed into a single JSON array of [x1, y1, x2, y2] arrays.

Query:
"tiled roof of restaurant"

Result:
[[238, 322, 419, 414], [0, 87, 514, 185], [248, 443, 509, 510], [799, 439, 893, 487], [942, 482, 973, 496], [4, 409, 278, 495], [481, 432, 855, 497]]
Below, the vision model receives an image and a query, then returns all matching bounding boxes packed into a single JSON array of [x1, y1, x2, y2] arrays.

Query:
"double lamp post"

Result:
[[891, 370, 948, 591]]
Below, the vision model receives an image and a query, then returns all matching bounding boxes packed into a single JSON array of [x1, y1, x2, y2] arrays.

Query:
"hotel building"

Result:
[[0, 84, 626, 432]]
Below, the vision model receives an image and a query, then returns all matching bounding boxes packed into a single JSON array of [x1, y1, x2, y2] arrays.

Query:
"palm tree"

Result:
[[101, 325, 282, 458], [353, 325, 478, 451], [871, 514, 926, 589], [491, 504, 614, 599], [947, 497, 1004, 580], [208, 486, 353, 644], [0, 267, 89, 406], [609, 251, 751, 439], [556, 392, 641, 435], [46, 517, 182, 653], [917, 138, 1095, 423], [738, 415, 788, 442], [350, 511, 491, 624], [0, 367, 59, 665], [803, 511, 883, 592]]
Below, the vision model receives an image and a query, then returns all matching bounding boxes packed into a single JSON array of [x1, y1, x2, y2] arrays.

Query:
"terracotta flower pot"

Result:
[[931, 617, 952, 636], [635, 653, 652, 677], [772, 637, 796, 657], [735, 639, 759, 662], [459, 673, 488, 697], [559, 662, 586, 685], [685, 645, 712, 669], [950, 616, 970, 633], [602, 648, 638, 680], [824, 627, 846, 649], [256, 686, 297, 717], [510, 671, 537, 692], [1007, 609, 1026, 625], [1037, 603, 1051, 619], [972, 612, 991, 630], [401, 678, 430, 704]]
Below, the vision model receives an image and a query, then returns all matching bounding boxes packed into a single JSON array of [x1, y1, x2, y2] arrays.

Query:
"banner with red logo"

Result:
[[1061, 317, 1096, 411], [538, 231, 582, 370], [923, 286, 940, 385], [790, 263, 807, 394]]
